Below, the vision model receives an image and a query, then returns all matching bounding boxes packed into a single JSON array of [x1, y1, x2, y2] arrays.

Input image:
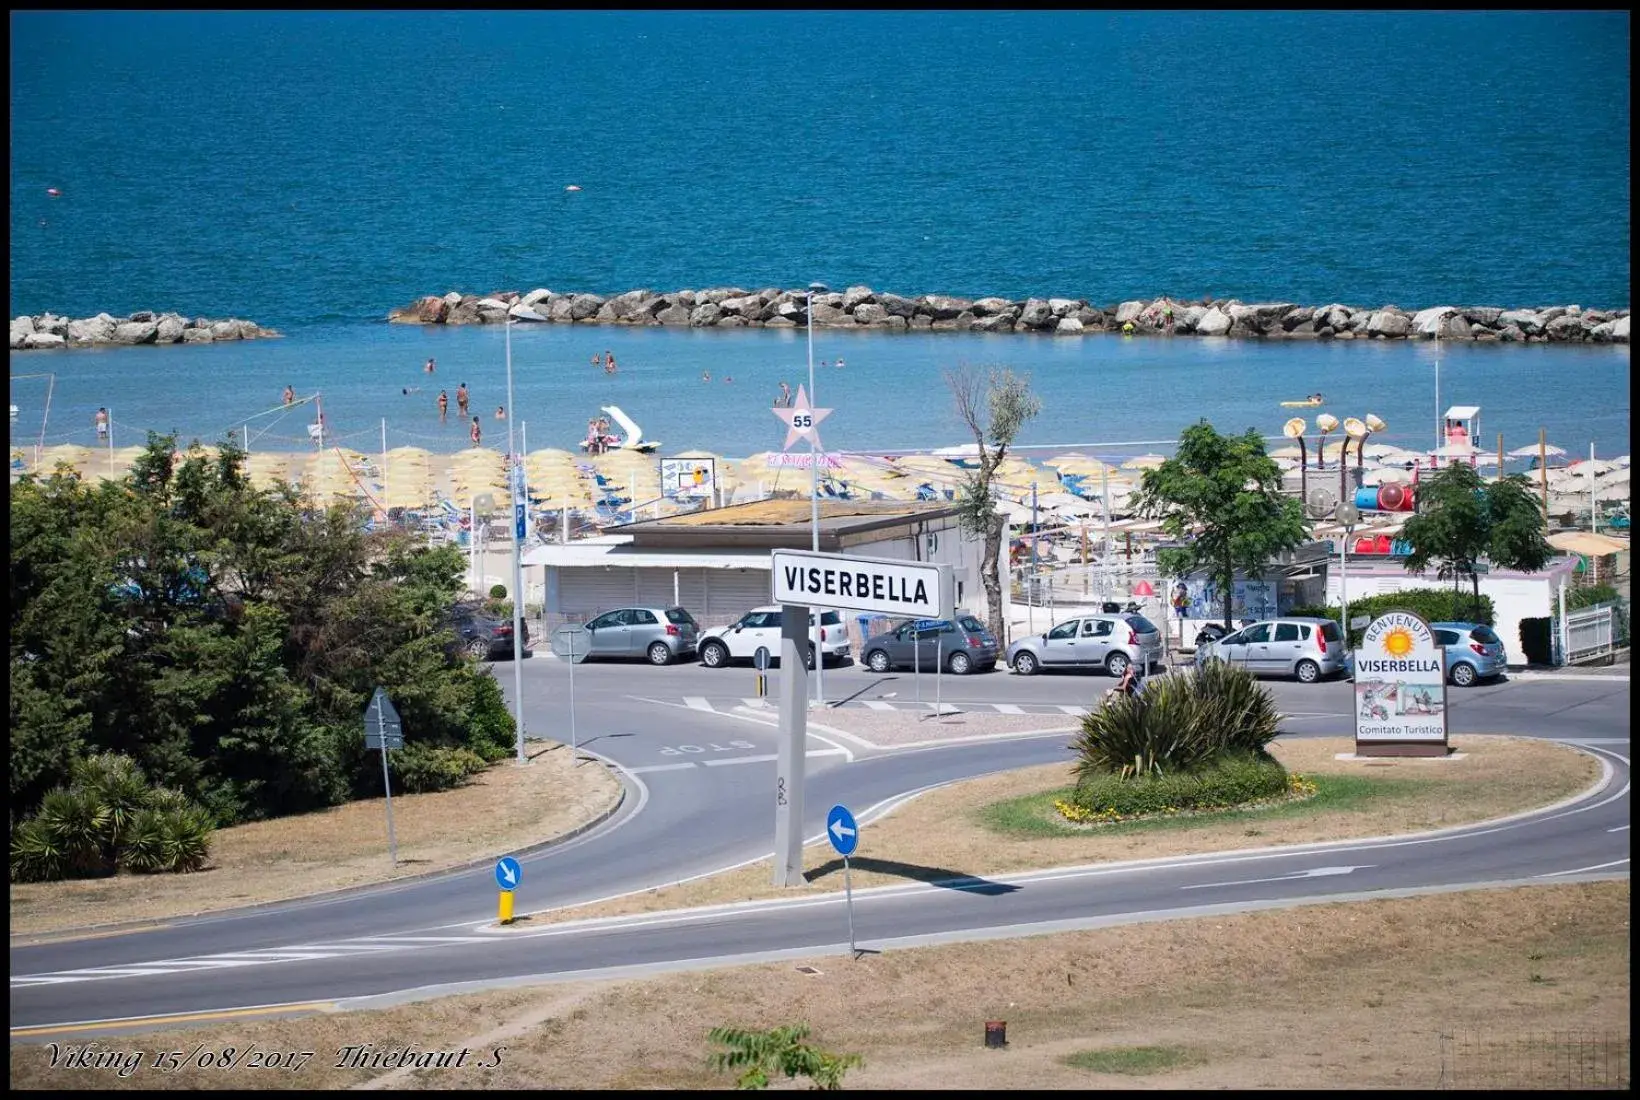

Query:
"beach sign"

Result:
[[1352, 611, 1450, 757]]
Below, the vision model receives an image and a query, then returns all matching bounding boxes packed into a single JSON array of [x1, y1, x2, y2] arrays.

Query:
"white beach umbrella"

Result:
[[1508, 443, 1568, 458]]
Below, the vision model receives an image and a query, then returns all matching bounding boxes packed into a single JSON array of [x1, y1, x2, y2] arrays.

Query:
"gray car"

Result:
[[1006, 613, 1163, 677], [1195, 616, 1345, 683], [580, 606, 701, 665], [861, 613, 1000, 675]]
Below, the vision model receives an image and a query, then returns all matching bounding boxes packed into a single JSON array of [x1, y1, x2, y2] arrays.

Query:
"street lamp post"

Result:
[[805, 281, 829, 708], [505, 317, 526, 764]]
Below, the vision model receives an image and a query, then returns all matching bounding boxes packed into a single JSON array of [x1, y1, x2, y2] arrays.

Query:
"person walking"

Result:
[[456, 383, 469, 418], [437, 390, 449, 421], [94, 407, 109, 441], [470, 416, 482, 447]]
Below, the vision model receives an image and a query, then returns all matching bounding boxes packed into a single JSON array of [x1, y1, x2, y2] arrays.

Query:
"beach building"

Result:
[[520, 499, 999, 642]]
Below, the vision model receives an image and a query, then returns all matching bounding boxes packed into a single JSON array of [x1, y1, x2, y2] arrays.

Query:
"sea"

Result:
[[8, 11, 1631, 460]]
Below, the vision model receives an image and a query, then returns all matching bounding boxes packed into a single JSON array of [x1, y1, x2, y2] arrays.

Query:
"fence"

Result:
[[1564, 604, 1619, 665], [1436, 1030, 1629, 1090]]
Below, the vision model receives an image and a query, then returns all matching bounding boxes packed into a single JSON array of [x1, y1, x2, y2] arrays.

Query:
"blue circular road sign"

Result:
[[825, 804, 858, 857], [495, 856, 522, 891]]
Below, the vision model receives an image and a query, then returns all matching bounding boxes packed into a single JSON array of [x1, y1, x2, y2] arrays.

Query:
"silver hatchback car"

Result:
[[1006, 613, 1163, 677], [580, 606, 701, 665], [1195, 616, 1345, 683]]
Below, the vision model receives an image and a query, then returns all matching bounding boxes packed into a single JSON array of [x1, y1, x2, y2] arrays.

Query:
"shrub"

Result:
[[1290, 588, 1496, 646], [1567, 583, 1621, 611], [1072, 663, 1281, 782], [489, 583, 508, 600], [1063, 754, 1291, 820], [390, 743, 489, 794], [707, 1023, 863, 1091]]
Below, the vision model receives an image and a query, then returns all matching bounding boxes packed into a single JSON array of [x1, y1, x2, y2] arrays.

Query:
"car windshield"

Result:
[[957, 615, 988, 634], [665, 609, 696, 625], [1470, 625, 1500, 644], [1125, 615, 1158, 634]]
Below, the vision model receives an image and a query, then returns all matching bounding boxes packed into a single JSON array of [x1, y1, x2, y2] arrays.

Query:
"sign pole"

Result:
[[843, 854, 857, 956], [568, 630, 578, 756], [914, 623, 921, 705], [379, 706, 397, 866], [935, 635, 943, 717], [826, 804, 860, 957], [773, 602, 810, 887]]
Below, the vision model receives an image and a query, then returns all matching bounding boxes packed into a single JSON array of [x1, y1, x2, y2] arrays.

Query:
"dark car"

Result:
[[450, 606, 531, 660], [861, 613, 999, 675]]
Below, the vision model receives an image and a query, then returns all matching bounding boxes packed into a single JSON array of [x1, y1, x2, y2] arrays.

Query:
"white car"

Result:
[[698, 605, 850, 669]]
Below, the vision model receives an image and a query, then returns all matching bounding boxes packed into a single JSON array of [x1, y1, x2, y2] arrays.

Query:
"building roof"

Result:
[[520, 535, 772, 570], [611, 499, 965, 551]]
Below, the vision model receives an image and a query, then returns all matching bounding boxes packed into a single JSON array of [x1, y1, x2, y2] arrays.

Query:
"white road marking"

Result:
[[993, 703, 1026, 714], [348, 935, 489, 944], [862, 700, 897, 711], [741, 697, 770, 709], [701, 749, 849, 767], [1180, 865, 1371, 890], [1609, 825, 1629, 832], [683, 696, 714, 712], [627, 762, 699, 775], [1538, 858, 1630, 877], [1057, 704, 1089, 716]]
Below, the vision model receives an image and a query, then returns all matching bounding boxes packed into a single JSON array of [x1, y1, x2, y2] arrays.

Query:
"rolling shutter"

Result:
[[703, 568, 772, 625], [557, 567, 639, 621]]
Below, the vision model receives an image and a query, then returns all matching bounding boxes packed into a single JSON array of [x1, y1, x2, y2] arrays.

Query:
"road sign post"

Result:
[[363, 687, 404, 866], [826, 804, 860, 957], [755, 645, 770, 700], [495, 856, 522, 925], [550, 625, 592, 755], [767, 550, 953, 889]]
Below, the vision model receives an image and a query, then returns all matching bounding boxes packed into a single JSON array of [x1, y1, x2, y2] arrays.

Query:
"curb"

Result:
[[8, 745, 631, 947]]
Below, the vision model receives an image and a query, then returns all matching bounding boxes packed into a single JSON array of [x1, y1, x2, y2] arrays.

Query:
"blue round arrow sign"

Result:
[[826, 804, 858, 857], [495, 856, 522, 891]]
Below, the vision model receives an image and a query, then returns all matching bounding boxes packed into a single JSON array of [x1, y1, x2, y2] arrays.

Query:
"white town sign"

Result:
[[1352, 610, 1450, 757], [769, 548, 954, 621]]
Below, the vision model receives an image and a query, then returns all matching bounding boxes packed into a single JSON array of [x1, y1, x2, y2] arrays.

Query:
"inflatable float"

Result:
[[1280, 398, 1324, 408]]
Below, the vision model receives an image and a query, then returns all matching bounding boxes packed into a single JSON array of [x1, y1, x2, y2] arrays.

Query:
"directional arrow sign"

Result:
[[1179, 865, 1372, 891], [494, 856, 522, 891], [826, 804, 858, 858]]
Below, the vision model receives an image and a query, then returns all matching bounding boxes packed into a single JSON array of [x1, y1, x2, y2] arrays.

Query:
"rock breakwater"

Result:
[[10, 311, 279, 350], [389, 287, 1630, 344]]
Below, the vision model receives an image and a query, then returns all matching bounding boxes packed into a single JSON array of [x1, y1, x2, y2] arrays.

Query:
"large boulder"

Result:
[[877, 292, 916, 318], [1054, 316, 1084, 335], [1281, 306, 1315, 330], [23, 331, 66, 349], [1498, 309, 1542, 334], [1016, 298, 1055, 330], [1114, 300, 1147, 324], [155, 314, 187, 343], [1589, 321, 1616, 343], [702, 287, 748, 306], [475, 297, 511, 313], [808, 302, 851, 326], [1537, 306, 1568, 326], [181, 327, 214, 343], [1365, 310, 1412, 337], [447, 299, 481, 325], [1177, 305, 1208, 333], [1195, 306, 1232, 336], [907, 314, 933, 329], [414, 295, 449, 323], [546, 295, 576, 323], [773, 300, 805, 324], [1463, 306, 1504, 327], [972, 313, 1015, 333], [841, 285, 876, 311], [114, 320, 160, 344], [1411, 306, 1461, 337], [852, 302, 891, 325], [1545, 314, 1586, 341], [520, 287, 553, 308], [655, 304, 691, 325], [688, 302, 723, 327], [37, 312, 70, 336], [919, 295, 972, 320], [970, 296, 1016, 316], [442, 290, 464, 307], [1614, 315, 1631, 343], [568, 293, 605, 321], [1316, 303, 1353, 331], [1049, 297, 1082, 317], [1438, 314, 1472, 340], [508, 303, 547, 322]]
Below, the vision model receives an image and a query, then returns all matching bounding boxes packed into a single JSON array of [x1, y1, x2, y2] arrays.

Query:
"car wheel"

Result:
[[1295, 659, 1320, 684], [807, 645, 818, 670], [1012, 651, 1038, 676], [647, 641, 673, 666], [465, 637, 489, 659], [1105, 652, 1130, 678], [700, 641, 729, 668], [866, 650, 891, 673], [948, 651, 972, 675], [1450, 662, 1477, 688]]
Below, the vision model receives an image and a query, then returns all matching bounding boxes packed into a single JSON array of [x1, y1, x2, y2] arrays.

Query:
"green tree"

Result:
[[1133, 422, 1309, 628], [1401, 465, 1554, 621], [707, 1024, 863, 1090], [945, 365, 1042, 643]]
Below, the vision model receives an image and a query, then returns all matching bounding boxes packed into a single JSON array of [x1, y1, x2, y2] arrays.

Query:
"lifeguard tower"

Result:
[[1435, 405, 1481, 467]]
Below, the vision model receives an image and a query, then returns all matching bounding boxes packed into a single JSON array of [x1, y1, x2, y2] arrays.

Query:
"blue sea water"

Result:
[[7, 11, 1632, 458]]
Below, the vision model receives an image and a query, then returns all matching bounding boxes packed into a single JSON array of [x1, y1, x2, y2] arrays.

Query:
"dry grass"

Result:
[[505, 734, 1597, 926], [8, 744, 622, 940], [9, 881, 1627, 1090]]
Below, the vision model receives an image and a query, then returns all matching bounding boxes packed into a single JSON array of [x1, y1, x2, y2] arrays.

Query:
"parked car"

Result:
[[698, 605, 850, 669], [1192, 619, 1255, 649], [1006, 614, 1163, 677], [1343, 621, 1508, 687], [579, 606, 701, 665], [1194, 617, 1344, 683], [861, 613, 999, 675], [450, 606, 531, 661]]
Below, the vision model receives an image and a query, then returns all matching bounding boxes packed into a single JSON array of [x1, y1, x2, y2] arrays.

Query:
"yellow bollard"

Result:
[[498, 890, 515, 925]]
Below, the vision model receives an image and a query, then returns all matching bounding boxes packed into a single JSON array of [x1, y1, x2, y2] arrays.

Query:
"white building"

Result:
[[520, 500, 1003, 642]]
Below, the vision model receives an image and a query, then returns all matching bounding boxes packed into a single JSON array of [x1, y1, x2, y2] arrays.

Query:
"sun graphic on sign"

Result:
[[1382, 626, 1416, 657]]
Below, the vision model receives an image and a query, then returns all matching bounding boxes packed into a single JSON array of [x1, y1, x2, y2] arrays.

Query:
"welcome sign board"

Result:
[[770, 549, 953, 621], [1353, 611, 1450, 757]]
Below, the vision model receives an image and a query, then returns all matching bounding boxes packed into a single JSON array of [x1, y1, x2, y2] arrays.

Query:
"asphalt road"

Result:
[[9, 656, 1630, 1037]]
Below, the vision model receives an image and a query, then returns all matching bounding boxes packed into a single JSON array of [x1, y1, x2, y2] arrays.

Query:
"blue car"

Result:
[[1345, 621, 1508, 687]]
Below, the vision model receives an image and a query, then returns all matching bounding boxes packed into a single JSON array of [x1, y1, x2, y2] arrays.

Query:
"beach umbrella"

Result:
[[1508, 443, 1568, 459], [1269, 444, 1305, 460], [1121, 454, 1166, 470]]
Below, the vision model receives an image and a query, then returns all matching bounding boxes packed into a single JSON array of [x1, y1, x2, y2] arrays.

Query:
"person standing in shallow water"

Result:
[[282, 384, 296, 406], [456, 383, 469, 418], [437, 390, 449, 421], [604, 350, 617, 374], [424, 357, 435, 374], [470, 417, 482, 447]]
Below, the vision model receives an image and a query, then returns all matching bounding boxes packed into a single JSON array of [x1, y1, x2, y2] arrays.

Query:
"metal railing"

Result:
[[1436, 1030, 1628, 1090], [1565, 604, 1618, 664]]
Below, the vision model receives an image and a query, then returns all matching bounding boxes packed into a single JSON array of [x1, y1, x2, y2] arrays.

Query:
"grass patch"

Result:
[[979, 773, 1428, 839], [1063, 1044, 1204, 1075]]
